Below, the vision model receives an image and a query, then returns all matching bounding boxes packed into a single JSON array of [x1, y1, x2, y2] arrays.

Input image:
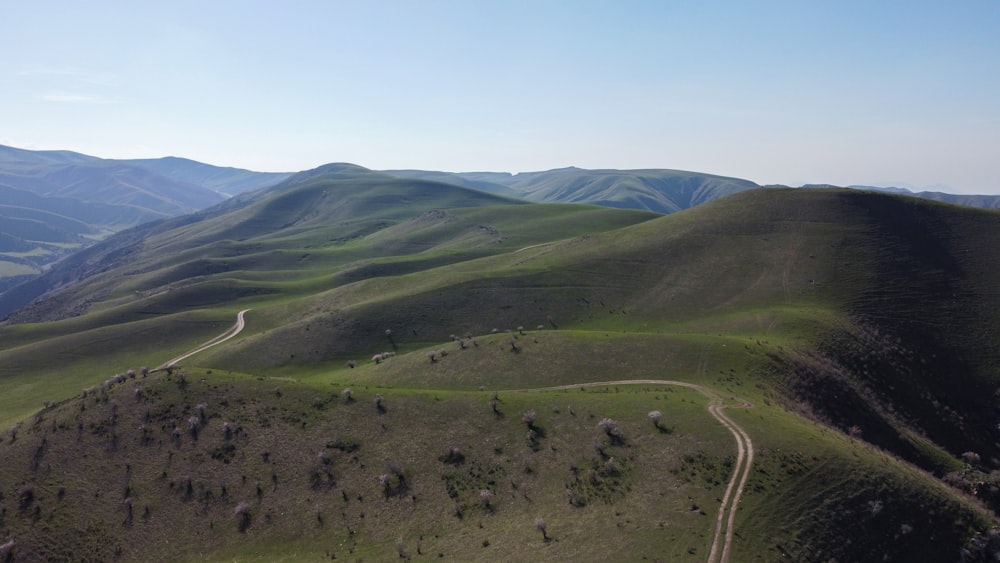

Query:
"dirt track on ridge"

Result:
[[521, 380, 754, 563], [157, 309, 250, 370]]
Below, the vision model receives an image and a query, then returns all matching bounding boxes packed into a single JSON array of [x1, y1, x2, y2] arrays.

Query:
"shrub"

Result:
[[479, 489, 494, 509], [598, 418, 624, 445], [439, 447, 465, 465], [604, 457, 618, 475], [380, 463, 408, 497], [0, 539, 15, 561], [18, 486, 34, 511], [535, 517, 549, 540], [521, 410, 537, 428], [963, 451, 982, 465], [597, 418, 617, 435], [234, 501, 251, 532]]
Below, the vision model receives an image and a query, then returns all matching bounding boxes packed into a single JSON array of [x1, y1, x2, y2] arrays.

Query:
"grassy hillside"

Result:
[[3, 181, 1000, 561], [386, 166, 760, 214]]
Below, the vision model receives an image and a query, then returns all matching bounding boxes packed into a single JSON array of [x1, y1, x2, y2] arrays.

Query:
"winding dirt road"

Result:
[[157, 309, 251, 370], [523, 379, 754, 563]]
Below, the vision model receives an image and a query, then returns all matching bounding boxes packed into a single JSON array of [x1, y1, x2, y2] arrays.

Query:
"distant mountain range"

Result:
[[0, 145, 292, 293], [3, 144, 999, 298]]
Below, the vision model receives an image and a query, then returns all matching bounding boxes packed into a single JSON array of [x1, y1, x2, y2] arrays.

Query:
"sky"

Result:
[[2, 1, 999, 193]]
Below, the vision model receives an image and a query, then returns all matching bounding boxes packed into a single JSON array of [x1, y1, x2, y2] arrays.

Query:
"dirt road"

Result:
[[157, 309, 250, 370], [521, 379, 753, 563]]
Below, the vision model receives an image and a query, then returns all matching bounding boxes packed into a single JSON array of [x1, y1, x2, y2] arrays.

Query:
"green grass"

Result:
[[4, 178, 1000, 560]]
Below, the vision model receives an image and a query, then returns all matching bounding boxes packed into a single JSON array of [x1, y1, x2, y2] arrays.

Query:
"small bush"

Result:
[[234, 501, 251, 532], [439, 447, 465, 465], [479, 489, 494, 510], [535, 517, 549, 540], [522, 410, 537, 428]]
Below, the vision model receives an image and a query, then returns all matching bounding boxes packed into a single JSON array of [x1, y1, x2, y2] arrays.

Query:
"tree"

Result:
[[963, 451, 982, 465], [597, 418, 618, 435], [439, 446, 465, 465], [0, 539, 15, 561], [234, 501, 251, 532], [535, 517, 549, 541], [522, 410, 537, 429], [648, 410, 662, 429], [479, 489, 494, 510], [187, 416, 200, 439]]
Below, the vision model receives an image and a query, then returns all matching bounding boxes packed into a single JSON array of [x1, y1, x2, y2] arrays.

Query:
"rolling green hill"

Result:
[[2, 170, 1000, 561], [386, 166, 759, 213]]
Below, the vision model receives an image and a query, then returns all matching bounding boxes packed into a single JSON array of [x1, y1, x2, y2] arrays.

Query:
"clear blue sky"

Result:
[[2, 1, 998, 192]]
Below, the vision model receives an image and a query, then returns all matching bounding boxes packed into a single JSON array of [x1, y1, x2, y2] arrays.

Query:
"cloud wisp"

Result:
[[39, 91, 117, 104]]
